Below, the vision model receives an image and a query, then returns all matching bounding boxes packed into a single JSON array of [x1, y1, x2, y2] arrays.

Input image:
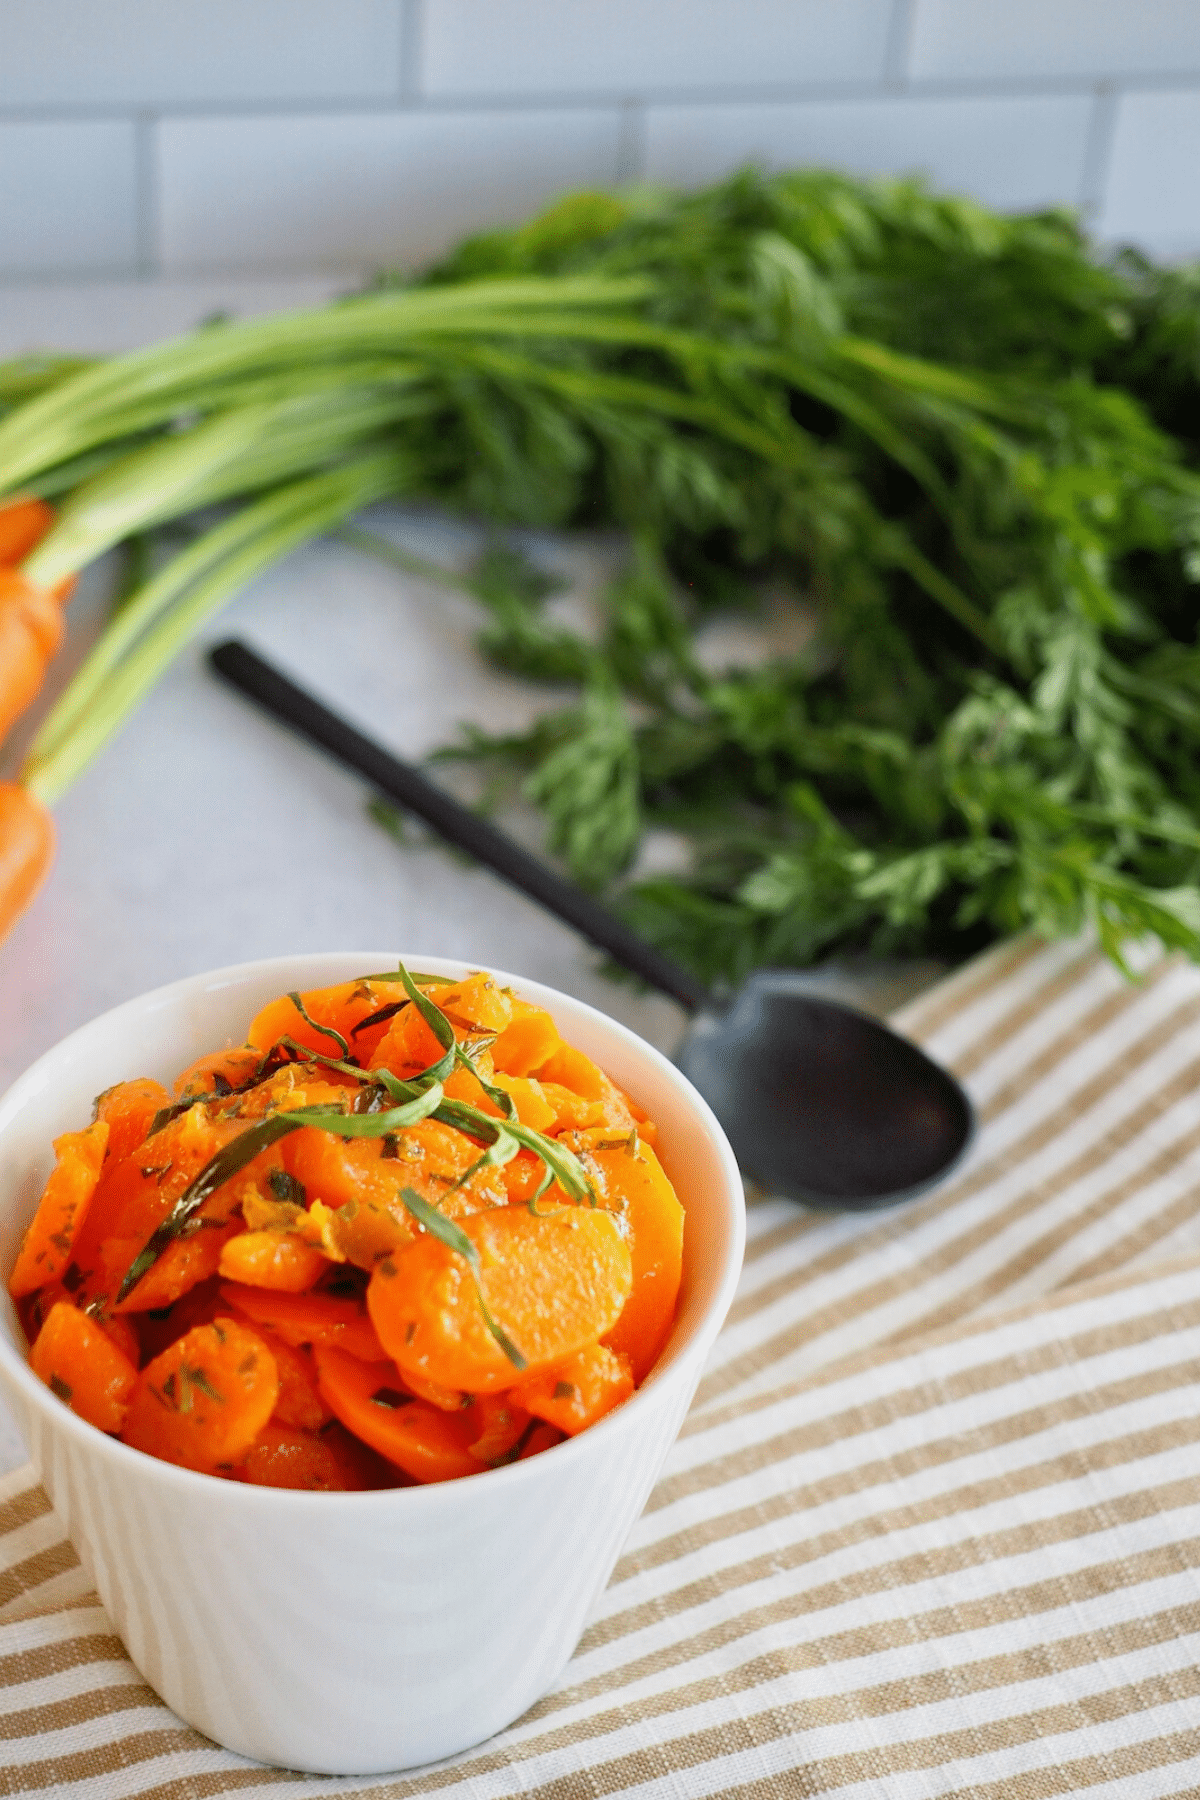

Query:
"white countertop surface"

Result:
[[0, 278, 944, 1472]]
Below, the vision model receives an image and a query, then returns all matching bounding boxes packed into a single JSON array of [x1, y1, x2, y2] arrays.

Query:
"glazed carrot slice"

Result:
[[0, 783, 54, 945], [315, 1347, 480, 1483], [265, 1335, 329, 1430], [246, 980, 401, 1063], [533, 1043, 639, 1132], [490, 1007, 562, 1077], [9, 1120, 109, 1297], [219, 1283, 386, 1361], [172, 1047, 264, 1102], [112, 1219, 241, 1314], [369, 1002, 445, 1080], [433, 971, 512, 1033], [29, 1301, 138, 1434], [217, 1230, 329, 1292], [239, 1420, 374, 1491], [121, 1318, 278, 1473], [489, 1072, 556, 1132], [583, 1134, 684, 1382], [0, 496, 53, 566], [514, 1342, 634, 1436], [465, 1392, 532, 1465], [368, 1205, 632, 1395], [93, 1078, 171, 1167]]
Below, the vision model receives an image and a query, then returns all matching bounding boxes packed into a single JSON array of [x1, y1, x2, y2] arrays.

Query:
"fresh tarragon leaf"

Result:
[[398, 1186, 527, 1370]]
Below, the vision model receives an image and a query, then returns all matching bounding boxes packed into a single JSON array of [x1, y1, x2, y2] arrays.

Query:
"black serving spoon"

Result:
[[210, 639, 974, 1208]]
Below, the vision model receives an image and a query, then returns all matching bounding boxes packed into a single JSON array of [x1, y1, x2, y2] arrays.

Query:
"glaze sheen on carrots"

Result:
[[10, 967, 685, 1488]]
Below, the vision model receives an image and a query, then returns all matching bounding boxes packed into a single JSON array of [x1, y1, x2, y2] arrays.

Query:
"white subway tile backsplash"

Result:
[[644, 94, 1093, 213], [421, 0, 893, 97], [0, 0, 404, 109], [157, 110, 624, 274], [910, 0, 1200, 84], [0, 120, 137, 276], [1099, 87, 1200, 256]]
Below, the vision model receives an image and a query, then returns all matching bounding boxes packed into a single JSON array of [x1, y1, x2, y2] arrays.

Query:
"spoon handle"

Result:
[[209, 640, 711, 1014]]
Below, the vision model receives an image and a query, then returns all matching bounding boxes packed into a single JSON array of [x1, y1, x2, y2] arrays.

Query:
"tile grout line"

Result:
[[615, 100, 646, 185], [132, 110, 159, 280], [1079, 84, 1120, 223], [3, 68, 1200, 127], [398, 0, 423, 104], [883, 0, 917, 90]]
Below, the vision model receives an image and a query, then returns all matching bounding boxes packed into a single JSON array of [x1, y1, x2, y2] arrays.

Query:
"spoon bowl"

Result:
[[677, 970, 974, 1207], [210, 640, 975, 1210]]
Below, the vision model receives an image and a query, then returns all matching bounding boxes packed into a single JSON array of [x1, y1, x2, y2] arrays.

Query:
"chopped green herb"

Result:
[[288, 992, 350, 1059], [49, 1374, 72, 1403], [553, 1381, 577, 1402]]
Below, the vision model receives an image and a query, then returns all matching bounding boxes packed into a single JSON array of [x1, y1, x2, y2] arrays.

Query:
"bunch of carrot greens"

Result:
[[2, 168, 1200, 979]]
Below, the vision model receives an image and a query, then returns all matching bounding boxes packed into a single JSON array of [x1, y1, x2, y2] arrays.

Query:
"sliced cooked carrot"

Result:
[[369, 1001, 445, 1080], [489, 1072, 556, 1132], [172, 1047, 263, 1102], [121, 1318, 278, 1473], [537, 1081, 606, 1133], [585, 1136, 685, 1382], [0, 571, 63, 746], [515, 1342, 634, 1435], [110, 1219, 241, 1314], [465, 1393, 532, 1465], [315, 1347, 480, 1483], [99, 1312, 141, 1366], [239, 1420, 373, 1491], [93, 1078, 171, 1168], [0, 783, 54, 944], [9, 1120, 109, 1298], [284, 1117, 505, 1231], [0, 496, 53, 566], [219, 1283, 386, 1360], [369, 1205, 633, 1395], [490, 1007, 562, 1077], [30, 1302, 138, 1434], [264, 1334, 329, 1430], [434, 971, 512, 1033], [218, 1230, 329, 1291], [246, 980, 400, 1062], [533, 1044, 638, 1131]]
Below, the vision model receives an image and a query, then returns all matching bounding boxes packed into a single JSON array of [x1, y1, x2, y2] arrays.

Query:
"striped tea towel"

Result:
[[4, 932, 1200, 1798]]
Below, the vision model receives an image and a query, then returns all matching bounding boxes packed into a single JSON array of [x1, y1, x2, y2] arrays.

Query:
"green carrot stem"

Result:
[[24, 453, 408, 804]]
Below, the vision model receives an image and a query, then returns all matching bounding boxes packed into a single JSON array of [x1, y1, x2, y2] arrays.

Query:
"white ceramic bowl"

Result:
[[0, 953, 744, 1775]]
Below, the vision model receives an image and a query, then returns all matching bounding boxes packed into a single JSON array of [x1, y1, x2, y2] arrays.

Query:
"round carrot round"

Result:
[[122, 1318, 278, 1473], [369, 1205, 632, 1395]]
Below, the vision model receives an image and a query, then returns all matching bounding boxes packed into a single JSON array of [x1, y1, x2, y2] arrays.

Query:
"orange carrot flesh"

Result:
[[219, 1283, 386, 1361], [93, 1078, 171, 1168], [490, 1007, 562, 1077], [172, 1047, 263, 1102], [0, 784, 55, 944], [0, 496, 53, 566], [582, 1135, 685, 1382], [112, 1219, 241, 1314], [514, 1342, 634, 1436], [315, 1347, 480, 1483], [265, 1335, 330, 1430], [29, 1301, 138, 1435], [369, 1206, 633, 1395], [239, 1420, 373, 1491], [121, 1319, 278, 1473], [0, 572, 64, 745], [9, 1120, 109, 1298], [218, 1231, 329, 1292]]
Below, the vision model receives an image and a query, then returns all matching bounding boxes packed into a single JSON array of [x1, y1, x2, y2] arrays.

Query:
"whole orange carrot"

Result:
[[0, 496, 53, 568], [0, 784, 54, 942], [0, 571, 64, 748]]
